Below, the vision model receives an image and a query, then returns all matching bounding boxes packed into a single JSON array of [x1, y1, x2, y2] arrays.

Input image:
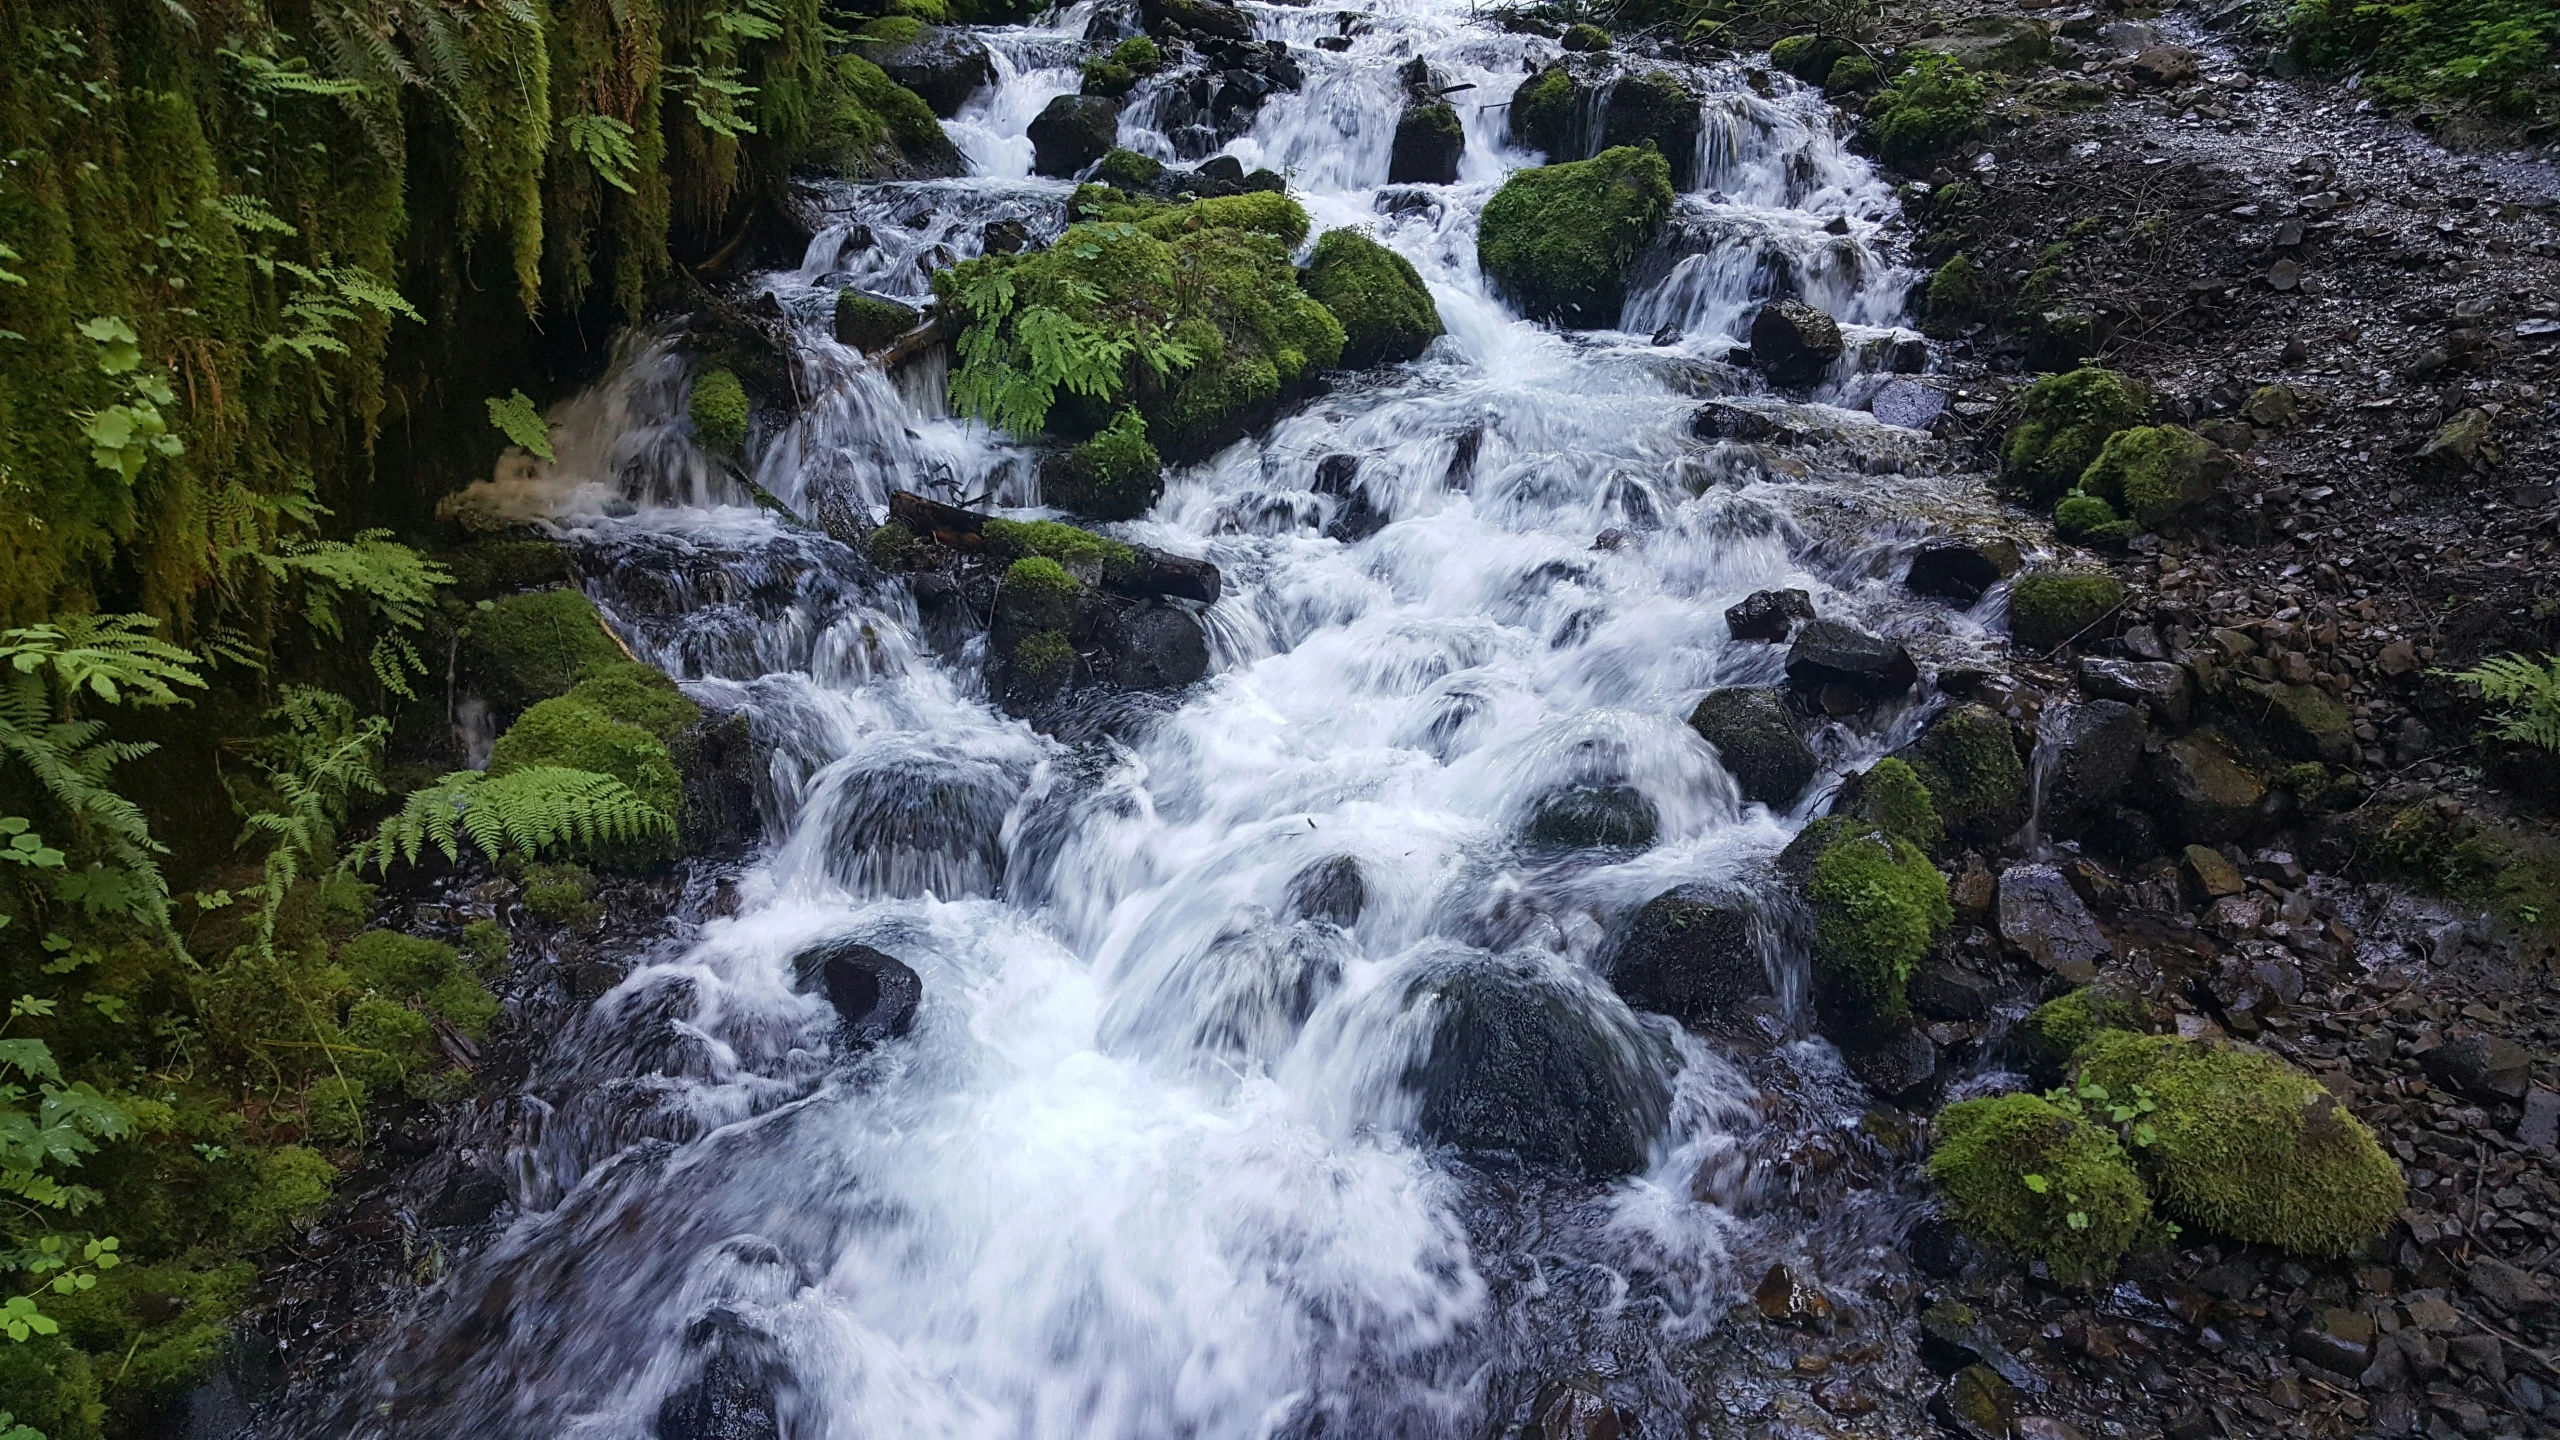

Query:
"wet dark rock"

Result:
[[1905, 537, 2021, 606], [1909, 957, 1998, 1021], [1524, 1373, 1631, 1440], [2038, 698, 2145, 838], [1285, 855, 1365, 927], [980, 218, 1032, 254], [863, 26, 994, 117], [1600, 71, 1703, 188], [1405, 954, 1672, 1177], [678, 707, 764, 853], [1725, 587, 1815, 642], [2078, 657, 2191, 728], [1692, 400, 1794, 443], [2236, 679, 2356, 766], [1845, 1023, 1940, 1099], [1998, 863, 2108, 982], [834, 289, 919, 352], [1920, 1300, 2043, 1392], [2291, 1307, 2376, 1376], [2127, 43, 2200, 87], [1028, 94, 1123, 177], [656, 1316, 789, 1440], [2470, 1257, 2556, 1316], [1748, 299, 1845, 385], [1871, 376, 1950, 429], [1687, 687, 1817, 805], [1755, 1262, 1835, 1326], [424, 1166, 508, 1229], [1607, 889, 1767, 1025], [1389, 101, 1464, 184], [1523, 783, 1658, 850], [1933, 1364, 2020, 1440], [2147, 727, 2266, 844], [2423, 1031, 2531, 1101], [794, 938, 923, 1046], [1106, 600, 1211, 690], [1141, 0, 1254, 38], [1784, 619, 1917, 707]]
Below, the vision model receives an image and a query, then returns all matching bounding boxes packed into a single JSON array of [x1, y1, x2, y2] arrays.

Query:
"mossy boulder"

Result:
[[489, 696, 687, 822], [1303, 229, 1444, 367], [998, 555, 1084, 632], [564, 660, 703, 741], [1044, 407, 1165, 520], [1825, 54, 1881, 95], [1561, 21, 1612, 50], [2150, 727, 2268, 844], [2054, 491, 2133, 544], [1802, 819, 1953, 1017], [836, 290, 920, 352], [689, 367, 750, 454], [1507, 64, 1582, 158], [1095, 146, 1165, 189], [807, 55, 965, 180], [1477, 146, 1675, 328], [1909, 13, 2053, 74], [1898, 704, 2025, 843], [2008, 570, 2123, 653], [1600, 71, 1703, 187], [1688, 686, 1817, 806], [1771, 33, 1856, 83], [2079, 424, 2226, 528], [459, 588, 629, 716], [1857, 756, 1946, 853], [937, 195, 1344, 459], [1389, 101, 1465, 184], [1082, 35, 1164, 97], [2239, 679, 2358, 767], [339, 930, 502, 1044], [2001, 366, 2147, 500], [2076, 1031, 2405, 1256], [1922, 253, 1980, 336], [1028, 93, 1123, 177], [1863, 54, 1986, 168], [1928, 1091, 2155, 1284], [857, 22, 994, 116], [1008, 629, 1080, 700]]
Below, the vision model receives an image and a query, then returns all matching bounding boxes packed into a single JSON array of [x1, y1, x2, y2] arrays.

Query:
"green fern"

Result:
[[562, 114, 642, 195], [2455, 653, 2560, 753], [486, 389, 557, 459], [355, 766, 675, 873], [229, 688, 389, 961], [223, 529, 454, 698]]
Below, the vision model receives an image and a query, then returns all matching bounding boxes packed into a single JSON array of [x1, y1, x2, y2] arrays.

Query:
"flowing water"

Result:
[[331, 3, 2029, 1434]]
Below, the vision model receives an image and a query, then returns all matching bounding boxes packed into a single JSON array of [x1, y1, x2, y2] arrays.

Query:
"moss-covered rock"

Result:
[[488, 695, 687, 821], [938, 195, 1343, 459], [806, 55, 965, 180], [1771, 33, 1856, 82], [1688, 686, 1817, 806], [1899, 703, 2025, 843], [1927, 1091, 2154, 1283], [2054, 491, 2133, 544], [1008, 628, 1079, 700], [2008, 570, 2123, 653], [1857, 756, 1945, 853], [1044, 407, 1164, 520], [1825, 54, 1881, 94], [1477, 146, 1675, 328], [1507, 64, 1582, 158], [1388, 101, 1465, 185], [1303, 229, 1445, 367], [1082, 34, 1163, 96], [2001, 366, 2146, 500], [2076, 1031, 2405, 1256], [459, 588, 629, 715], [1562, 21, 1612, 50], [1095, 146, 1165, 190], [338, 929, 501, 1041], [565, 660, 702, 741], [1863, 54, 1986, 168], [1922, 253, 1981, 337], [2078, 424, 2225, 528], [1805, 821, 1953, 1016], [689, 367, 750, 454], [836, 290, 920, 352], [1600, 71, 1702, 186], [2239, 678, 2358, 766], [982, 515, 1143, 581]]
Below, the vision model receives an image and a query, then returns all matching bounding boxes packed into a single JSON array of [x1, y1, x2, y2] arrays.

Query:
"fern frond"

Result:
[[2455, 653, 2560, 753], [355, 766, 673, 873]]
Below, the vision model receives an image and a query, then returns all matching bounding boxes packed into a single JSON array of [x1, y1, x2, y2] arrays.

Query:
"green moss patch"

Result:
[[1095, 147, 1165, 190], [1477, 146, 1676, 327], [1928, 1091, 2154, 1283], [689, 367, 750, 454], [563, 661, 702, 742], [1562, 21, 1613, 50], [460, 588, 630, 715], [2008, 570, 2123, 653], [2079, 424, 2223, 528], [2054, 491, 2133, 544], [2024, 982, 2152, 1058], [1508, 64, 1582, 156], [1303, 229, 1445, 367], [1805, 821, 1953, 1016], [982, 516, 1141, 581], [1046, 407, 1165, 520], [1864, 54, 1987, 168], [488, 695, 686, 822], [1857, 756, 1945, 853], [1900, 704, 2025, 842], [1772, 33, 1856, 82], [2001, 366, 2147, 500], [837, 290, 920, 352], [2076, 1031, 2405, 1256]]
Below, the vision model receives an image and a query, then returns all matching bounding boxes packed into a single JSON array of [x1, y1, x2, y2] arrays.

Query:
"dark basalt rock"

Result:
[[1285, 854, 1366, 926], [1404, 952, 1673, 1177], [1522, 782, 1658, 850], [1606, 889, 1768, 1025], [1389, 101, 1464, 184], [1784, 618, 1917, 707], [1904, 537, 2018, 606], [1747, 299, 1844, 385], [863, 25, 995, 117], [1725, 586, 1815, 642], [2036, 697, 2146, 839], [794, 938, 923, 1047], [1107, 600, 1211, 689], [1028, 94, 1123, 177], [1524, 1373, 1633, 1440], [656, 1310, 792, 1440], [1687, 686, 1817, 805]]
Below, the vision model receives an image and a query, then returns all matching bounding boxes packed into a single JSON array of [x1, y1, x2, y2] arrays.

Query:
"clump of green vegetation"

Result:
[[1857, 756, 1945, 853], [1508, 64, 1582, 156], [2007, 570, 2124, 653], [1902, 704, 2025, 843], [1082, 35, 1166, 96], [806, 54, 967, 179], [1046, 408, 1166, 521], [836, 290, 919, 352], [1000, 556, 1085, 633], [488, 697, 687, 822], [1476, 147, 1677, 327], [458, 588, 632, 715], [2054, 491, 2134, 544], [562, 661, 703, 742], [521, 861, 600, 925], [1804, 819, 1953, 1016], [2455, 653, 2560, 754], [2001, 367, 2148, 500], [2354, 804, 2560, 955], [867, 520, 921, 571], [2023, 981, 2152, 1059], [1563, 21, 1614, 50], [689, 367, 750, 454], [1922, 253, 1982, 336], [939, 193, 1343, 458], [1928, 1091, 2155, 1283], [2076, 1031, 2404, 1255], [1010, 629, 1080, 697], [1825, 53, 1882, 94], [2288, 0, 2558, 121], [982, 516, 1141, 580], [1863, 54, 1987, 168], [1095, 147, 1166, 190], [1771, 33, 1857, 81], [461, 919, 512, 974], [2078, 424, 2222, 528], [1302, 229, 1446, 368]]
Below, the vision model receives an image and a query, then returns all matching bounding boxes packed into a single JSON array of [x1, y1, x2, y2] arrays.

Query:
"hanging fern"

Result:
[[354, 766, 675, 873], [2454, 653, 2560, 754], [486, 389, 557, 459]]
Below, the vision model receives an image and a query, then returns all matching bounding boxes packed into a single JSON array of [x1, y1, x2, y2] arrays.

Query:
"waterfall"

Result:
[[320, 4, 2020, 1436]]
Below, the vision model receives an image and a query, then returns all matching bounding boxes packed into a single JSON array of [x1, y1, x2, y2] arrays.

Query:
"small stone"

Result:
[[1871, 377, 1949, 429], [1813, 1379, 1878, 1416], [1755, 1262, 1834, 1326], [1919, 1299, 2043, 1391], [1907, 537, 2022, 606], [2416, 407, 2495, 474], [2447, 1333, 2506, 1384], [2018, 1419, 2088, 1440], [1998, 864, 2109, 982], [1845, 1023, 1940, 1099], [1524, 1373, 1630, 1440], [2268, 257, 2303, 291], [2518, 1087, 2559, 1151], [1747, 299, 1845, 385], [2290, 1306, 2376, 1376], [1784, 619, 1918, 704], [1933, 1365, 2019, 1440], [2470, 1256, 2556, 1316], [1724, 587, 1815, 642], [2423, 1031, 2531, 1101], [2128, 43, 2200, 86], [2377, 638, 2420, 676]]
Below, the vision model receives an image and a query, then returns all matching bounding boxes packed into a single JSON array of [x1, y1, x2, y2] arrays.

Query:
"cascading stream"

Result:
[[331, 4, 2019, 1436]]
